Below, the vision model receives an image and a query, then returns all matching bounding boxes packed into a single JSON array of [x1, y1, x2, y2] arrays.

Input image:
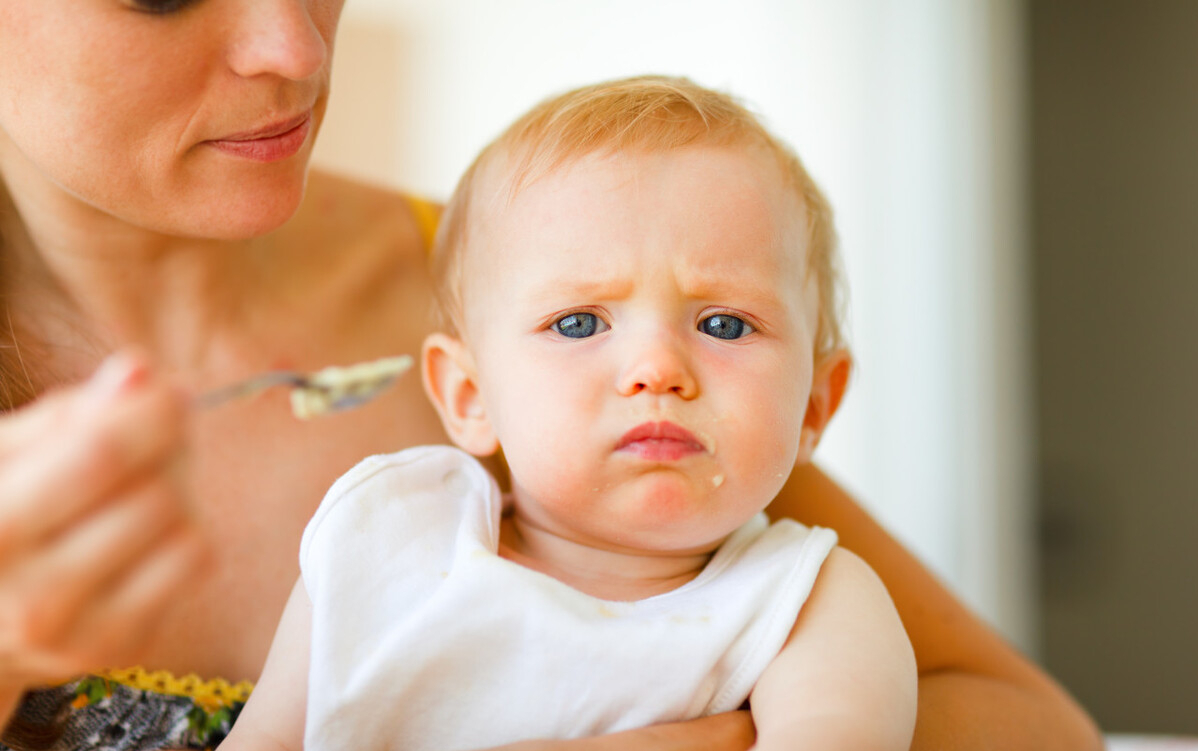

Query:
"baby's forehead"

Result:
[[475, 143, 810, 238], [462, 144, 814, 288], [500, 139, 796, 193]]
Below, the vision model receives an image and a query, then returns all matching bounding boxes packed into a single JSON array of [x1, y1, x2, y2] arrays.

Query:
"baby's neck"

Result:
[[497, 513, 716, 601]]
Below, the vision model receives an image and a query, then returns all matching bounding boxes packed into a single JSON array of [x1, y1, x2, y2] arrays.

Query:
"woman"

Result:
[[0, 1, 1100, 749]]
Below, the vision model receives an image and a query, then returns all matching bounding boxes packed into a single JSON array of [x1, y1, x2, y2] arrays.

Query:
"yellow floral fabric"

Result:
[[1, 668, 254, 751], [94, 667, 254, 715]]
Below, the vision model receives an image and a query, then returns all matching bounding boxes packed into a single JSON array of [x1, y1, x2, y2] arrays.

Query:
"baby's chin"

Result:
[[591, 474, 755, 550]]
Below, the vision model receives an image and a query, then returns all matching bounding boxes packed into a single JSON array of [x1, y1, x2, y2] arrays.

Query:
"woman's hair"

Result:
[[431, 74, 848, 360], [0, 178, 38, 412]]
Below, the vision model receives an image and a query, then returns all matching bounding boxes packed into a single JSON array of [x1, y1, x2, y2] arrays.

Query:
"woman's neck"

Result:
[[1, 173, 272, 382], [498, 512, 717, 602]]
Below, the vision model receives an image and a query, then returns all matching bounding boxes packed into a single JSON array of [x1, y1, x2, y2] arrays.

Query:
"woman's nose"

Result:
[[616, 332, 699, 399], [226, 0, 331, 81]]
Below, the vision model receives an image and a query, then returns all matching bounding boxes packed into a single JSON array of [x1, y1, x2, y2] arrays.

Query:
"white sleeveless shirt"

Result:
[[300, 446, 837, 751]]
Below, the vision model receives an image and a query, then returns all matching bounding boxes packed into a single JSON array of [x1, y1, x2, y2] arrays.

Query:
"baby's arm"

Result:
[[771, 464, 1103, 750], [749, 547, 917, 751], [216, 579, 312, 751]]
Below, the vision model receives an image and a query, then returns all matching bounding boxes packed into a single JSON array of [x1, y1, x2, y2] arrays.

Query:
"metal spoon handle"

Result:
[[195, 371, 308, 410], [195, 355, 415, 418]]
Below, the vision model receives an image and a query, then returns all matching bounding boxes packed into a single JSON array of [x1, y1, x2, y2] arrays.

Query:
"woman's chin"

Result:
[[158, 175, 309, 240]]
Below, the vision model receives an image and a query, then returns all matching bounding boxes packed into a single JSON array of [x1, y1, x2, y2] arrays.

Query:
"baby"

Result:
[[222, 75, 916, 751]]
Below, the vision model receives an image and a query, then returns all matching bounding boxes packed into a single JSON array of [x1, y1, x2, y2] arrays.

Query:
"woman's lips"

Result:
[[616, 421, 707, 461], [205, 112, 312, 163]]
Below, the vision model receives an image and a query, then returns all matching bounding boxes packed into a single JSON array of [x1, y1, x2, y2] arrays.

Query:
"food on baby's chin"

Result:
[[289, 355, 414, 419]]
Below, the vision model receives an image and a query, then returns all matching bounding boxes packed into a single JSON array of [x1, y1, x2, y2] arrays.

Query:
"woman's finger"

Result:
[[0, 354, 189, 557], [0, 352, 146, 456], [61, 526, 212, 673], [0, 513, 211, 683], [6, 473, 194, 650]]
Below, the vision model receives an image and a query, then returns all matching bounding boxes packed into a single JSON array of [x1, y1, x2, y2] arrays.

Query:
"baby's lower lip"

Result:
[[618, 438, 705, 462]]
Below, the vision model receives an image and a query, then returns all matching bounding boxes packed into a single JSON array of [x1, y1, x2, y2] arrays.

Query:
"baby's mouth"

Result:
[[616, 421, 708, 461]]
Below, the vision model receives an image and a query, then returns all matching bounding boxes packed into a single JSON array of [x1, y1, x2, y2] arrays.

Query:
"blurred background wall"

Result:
[[1032, 0, 1198, 735], [311, 0, 1197, 736]]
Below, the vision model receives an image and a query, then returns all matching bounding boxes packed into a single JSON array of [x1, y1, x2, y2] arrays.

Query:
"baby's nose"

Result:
[[616, 336, 698, 399]]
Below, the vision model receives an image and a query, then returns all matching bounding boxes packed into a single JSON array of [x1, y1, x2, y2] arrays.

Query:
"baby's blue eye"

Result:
[[552, 312, 606, 339], [699, 314, 753, 340]]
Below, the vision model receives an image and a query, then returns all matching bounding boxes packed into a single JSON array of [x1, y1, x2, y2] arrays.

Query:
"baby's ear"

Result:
[[421, 333, 500, 457], [796, 349, 852, 463]]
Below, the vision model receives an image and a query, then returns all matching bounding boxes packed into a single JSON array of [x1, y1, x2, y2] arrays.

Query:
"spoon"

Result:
[[196, 355, 415, 419]]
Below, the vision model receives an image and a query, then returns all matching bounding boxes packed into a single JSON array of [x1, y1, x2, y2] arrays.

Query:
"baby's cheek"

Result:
[[504, 434, 593, 504], [729, 405, 804, 482]]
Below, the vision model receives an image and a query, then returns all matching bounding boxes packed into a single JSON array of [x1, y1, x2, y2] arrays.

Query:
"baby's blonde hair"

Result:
[[432, 75, 847, 359]]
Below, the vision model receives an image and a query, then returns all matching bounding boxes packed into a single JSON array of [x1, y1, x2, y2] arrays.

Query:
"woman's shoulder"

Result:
[[265, 170, 444, 359], [293, 169, 441, 259], [278, 169, 442, 301]]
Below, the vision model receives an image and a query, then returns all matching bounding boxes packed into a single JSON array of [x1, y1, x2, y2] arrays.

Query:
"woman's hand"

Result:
[[0, 353, 211, 723], [483, 712, 756, 751]]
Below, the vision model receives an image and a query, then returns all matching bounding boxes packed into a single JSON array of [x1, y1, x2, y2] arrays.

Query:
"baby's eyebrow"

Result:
[[522, 274, 635, 304], [676, 270, 789, 307]]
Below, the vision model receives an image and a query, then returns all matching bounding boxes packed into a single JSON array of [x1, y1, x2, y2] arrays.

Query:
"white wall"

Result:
[[314, 0, 1035, 650]]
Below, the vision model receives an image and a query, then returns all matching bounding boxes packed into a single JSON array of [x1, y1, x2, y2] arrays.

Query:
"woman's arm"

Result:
[[767, 463, 1104, 750], [486, 713, 756, 751]]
